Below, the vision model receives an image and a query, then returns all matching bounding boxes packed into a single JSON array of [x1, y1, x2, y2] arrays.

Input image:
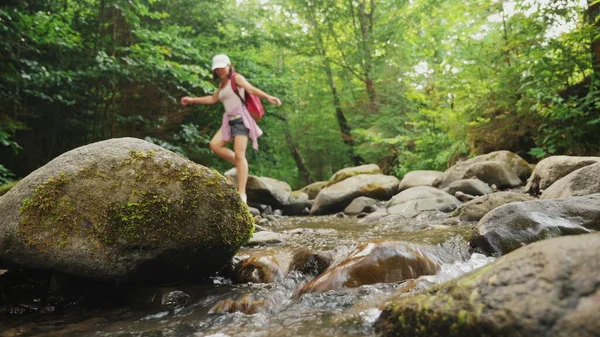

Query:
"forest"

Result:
[[1, 0, 599, 190]]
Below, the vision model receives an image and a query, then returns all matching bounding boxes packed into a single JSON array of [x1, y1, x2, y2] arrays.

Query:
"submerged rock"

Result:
[[296, 240, 451, 296], [0, 138, 254, 285]]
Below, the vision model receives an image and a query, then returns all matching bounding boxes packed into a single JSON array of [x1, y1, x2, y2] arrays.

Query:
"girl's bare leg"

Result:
[[209, 130, 236, 165], [209, 130, 249, 203], [233, 135, 249, 203]]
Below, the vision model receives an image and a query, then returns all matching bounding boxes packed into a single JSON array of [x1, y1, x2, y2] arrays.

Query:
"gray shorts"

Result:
[[229, 118, 249, 138]]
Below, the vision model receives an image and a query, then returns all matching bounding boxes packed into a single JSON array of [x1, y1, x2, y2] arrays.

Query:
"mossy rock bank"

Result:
[[0, 138, 253, 284], [375, 233, 600, 337]]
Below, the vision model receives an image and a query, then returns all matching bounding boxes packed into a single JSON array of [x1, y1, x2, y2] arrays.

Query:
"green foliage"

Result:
[[531, 86, 600, 156], [0, 0, 597, 189]]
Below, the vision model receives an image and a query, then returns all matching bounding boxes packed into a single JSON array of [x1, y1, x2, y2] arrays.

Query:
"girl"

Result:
[[181, 54, 282, 204]]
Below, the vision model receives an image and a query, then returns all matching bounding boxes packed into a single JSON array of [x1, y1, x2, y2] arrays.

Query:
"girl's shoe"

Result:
[[240, 193, 247, 204]]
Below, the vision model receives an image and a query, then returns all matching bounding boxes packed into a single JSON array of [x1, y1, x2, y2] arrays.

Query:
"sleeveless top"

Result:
[[218, 79, 245, 112]]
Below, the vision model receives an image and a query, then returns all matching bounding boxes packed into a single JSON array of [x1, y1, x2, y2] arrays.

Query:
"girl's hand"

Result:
[[181, 96, 193, 105], [268, 96, 282, 106]]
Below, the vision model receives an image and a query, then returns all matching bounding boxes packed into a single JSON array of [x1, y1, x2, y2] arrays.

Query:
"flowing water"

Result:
[[1, 215, 495, 337]]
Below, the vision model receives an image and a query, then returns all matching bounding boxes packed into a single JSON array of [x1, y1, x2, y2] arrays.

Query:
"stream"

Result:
[[0, 214, 495, 337]]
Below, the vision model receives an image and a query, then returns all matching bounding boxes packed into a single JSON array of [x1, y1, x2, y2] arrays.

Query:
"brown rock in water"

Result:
[[210, 294, 269, 315], [288, 248, 332, 277], [233, 253, 287, 284], [296, 241, 450, 296]]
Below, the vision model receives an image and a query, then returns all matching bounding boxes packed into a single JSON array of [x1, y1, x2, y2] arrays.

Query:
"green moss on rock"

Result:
[[375, 265, 506, 337], [18, 149, 253, 257]]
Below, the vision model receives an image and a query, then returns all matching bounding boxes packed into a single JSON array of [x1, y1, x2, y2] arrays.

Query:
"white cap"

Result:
[[211, 54, 231, 70]]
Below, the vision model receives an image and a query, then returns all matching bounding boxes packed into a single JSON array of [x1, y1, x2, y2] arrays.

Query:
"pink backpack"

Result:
[[231, 72, 265, 122]]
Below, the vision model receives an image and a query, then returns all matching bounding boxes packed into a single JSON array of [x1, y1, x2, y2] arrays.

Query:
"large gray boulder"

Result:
[[470, 194, 600, 256], [0, 138, 254, 284], [310, 174, 399, 215], [434, 151, 531, 189], [525, 155, 600, 195], [376, 232, 600, 337], [541, 162, 600, 199]]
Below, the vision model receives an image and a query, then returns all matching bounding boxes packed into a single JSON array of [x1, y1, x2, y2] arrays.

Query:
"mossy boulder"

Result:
[[375, 232, 600, 337], [0, 138, 254, 285]]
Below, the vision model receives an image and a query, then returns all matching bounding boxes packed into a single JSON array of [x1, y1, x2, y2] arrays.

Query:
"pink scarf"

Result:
[[220, 105, 263, 150]]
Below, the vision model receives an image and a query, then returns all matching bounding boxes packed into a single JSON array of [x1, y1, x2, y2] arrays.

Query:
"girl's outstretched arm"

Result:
[[181, 92, 219, 105], [234, 74, 282, 106]]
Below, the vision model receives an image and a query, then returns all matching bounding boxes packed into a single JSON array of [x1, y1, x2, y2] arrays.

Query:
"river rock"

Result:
[[328, 164, 382, 185], [0, 138, 253, 284], [288, 248, 332, 277], [385, 186, 460, 218], [245, 231, 284, 246], [310, 174, 399, 215], [450, 191, 535, 222], [246, 176, 293, 208], [442, 178, 493, 196], [398, 170, 444, 192], [282, 192, 312, 215], [296, 241, 450, 296], [375, 232, 600, 337], [524, 155, 600, 195], [299, 181, 328, 199], [344, 196, 379, 215], [434, 151, 531, 189], [233, 252, 289, 284], [541, 162, 600, 199], [210, 293, 271, 315], [470, 194, 600, 256]]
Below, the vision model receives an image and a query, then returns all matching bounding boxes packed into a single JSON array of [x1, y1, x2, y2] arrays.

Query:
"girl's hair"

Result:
[[212, 65, 235, 90]]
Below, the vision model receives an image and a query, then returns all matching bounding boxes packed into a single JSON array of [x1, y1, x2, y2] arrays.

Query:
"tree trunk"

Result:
[[589, 0, 600, 75], [308, 4, 364, 166], [323, 60, 364, 166], [358, 0, 377, 106], [273, 113, 315, 185]]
